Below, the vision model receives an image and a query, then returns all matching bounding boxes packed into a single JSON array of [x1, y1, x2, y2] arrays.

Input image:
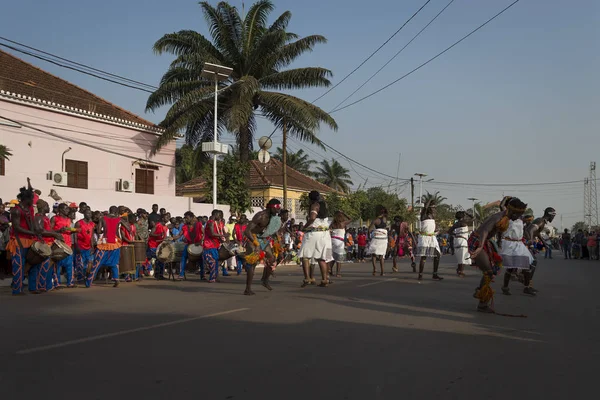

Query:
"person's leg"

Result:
[[204, 249, 218, 282], [392, 254, 398, 272], [317, 259, 328, 286], [473, 252, 494, 312], [418, 256, 426, 280], [502, 268, 513, 294], [37, 259, 50, 292], [371, 255, 377, 275], [301, 257, 311, 287], [335, 261, 342, 277], [179, 246, 188, 279], [432, 255, 443, 280], [379, 255, 384, 275], [236, 256, 244, 275], [86, 249, 105, 288], [244, 263, 256, 295], [64, 255, 75, 287], [27, 263, 41, 293]]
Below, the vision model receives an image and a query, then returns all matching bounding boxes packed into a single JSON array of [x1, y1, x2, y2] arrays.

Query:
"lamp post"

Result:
[[414, 173, 427, 207], [467, 197, 478, 231], [201, 63, 233, 209]]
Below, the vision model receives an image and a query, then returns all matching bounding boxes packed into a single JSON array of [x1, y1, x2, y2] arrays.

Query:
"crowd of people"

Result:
[[1, 178, 559, 314]]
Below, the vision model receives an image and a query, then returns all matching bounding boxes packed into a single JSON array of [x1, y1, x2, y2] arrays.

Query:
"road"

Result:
[[0, 255, 597, 400]]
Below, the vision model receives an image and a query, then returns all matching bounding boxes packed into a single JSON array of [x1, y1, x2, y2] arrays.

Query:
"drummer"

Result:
[[7, 185, 39, 295], [32, 199, 63, 293], [52, 203, 76, 288], [147, 214, 168, 280], [74, 208, 95, 283], [193, 213, 207, 280], [233, 215, 248, 275], [177, 211, 197, 281], [203, 209, 226, 283], [120, 213, 138, 282]]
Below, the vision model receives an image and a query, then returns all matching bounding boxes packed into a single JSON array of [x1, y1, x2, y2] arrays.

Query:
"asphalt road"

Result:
[[1, 255, 598, 400]]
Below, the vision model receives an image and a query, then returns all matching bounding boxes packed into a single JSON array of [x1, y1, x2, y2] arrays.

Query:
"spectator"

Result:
[[587, 232, 597, 261], [561, 229, 572, 259]]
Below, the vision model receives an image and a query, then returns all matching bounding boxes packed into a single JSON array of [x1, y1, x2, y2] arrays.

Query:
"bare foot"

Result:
[[261, 280, 273, 291], [244, 289, 255, 296]]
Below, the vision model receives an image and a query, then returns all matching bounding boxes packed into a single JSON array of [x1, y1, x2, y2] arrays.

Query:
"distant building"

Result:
[[177, 159, 338, 219]]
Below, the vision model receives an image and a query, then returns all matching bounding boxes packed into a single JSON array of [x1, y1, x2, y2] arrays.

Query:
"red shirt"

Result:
[[182, 224, 195, 244], [203, 220, 223, 249], [103, 216, 121, 244], [234, 223, 247, 242], [357, 234, 367, 247], [77, 219, 95, 250], [37, 214, 54, 245], [52, 215, 72, 246], [12, 205, 35, 240], [148, 223, 167, 249], [120, 224, 135, 244]]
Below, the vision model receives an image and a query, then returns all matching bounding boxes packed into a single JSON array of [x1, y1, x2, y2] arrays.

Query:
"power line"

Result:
[[331, 0, 521, 114], [0, 36, 158, 90], [312, 0, 433, 103], [330, 0, 456, 112]]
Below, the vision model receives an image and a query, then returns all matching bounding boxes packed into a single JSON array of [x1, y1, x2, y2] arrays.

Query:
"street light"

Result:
[[201, 63, 233, 209], [467, 197, 478, 231], [414, 173, 427, 207]]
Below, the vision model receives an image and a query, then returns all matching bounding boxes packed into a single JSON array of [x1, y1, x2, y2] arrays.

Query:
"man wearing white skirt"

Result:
[[367, 206, 389, 276], [415, 199, 443, 281], [299, 191, 333, 287], [448, 211, 473, 277], [500, 216, 536, 296]]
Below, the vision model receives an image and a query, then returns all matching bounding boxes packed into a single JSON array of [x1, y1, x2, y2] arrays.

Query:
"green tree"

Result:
[[314, 159, 353, 193], [572, 221, 587, 232], [420, 191, 447, 207], [175, 144, 208, 184], [203, 154, 252, 214], [0, 144, 12, 160], [273, 147, 314, 176], [147, 0, 337, 162]]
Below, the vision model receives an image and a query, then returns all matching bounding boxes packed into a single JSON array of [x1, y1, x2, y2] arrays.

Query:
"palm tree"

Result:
[[314, 159, 353, 193], [420, 191, 447, 207], [0, 144, 12, 160], [147, 0, 338, 162], [273, 147, 314, 176], [175, 144, 207, 183]]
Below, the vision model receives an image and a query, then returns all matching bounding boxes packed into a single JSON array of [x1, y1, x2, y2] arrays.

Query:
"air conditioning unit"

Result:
[[52, 172, 68, 187], [118, 179, 133, 192]]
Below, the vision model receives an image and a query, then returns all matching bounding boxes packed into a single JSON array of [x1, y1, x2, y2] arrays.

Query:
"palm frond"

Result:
[[153, 30, 223, 61], [260, 67, 332, 91], [200, 1, 242, 70], [243, 0, 274, 52], [270, 35, 327, 69], [0, 145, 12, 161]]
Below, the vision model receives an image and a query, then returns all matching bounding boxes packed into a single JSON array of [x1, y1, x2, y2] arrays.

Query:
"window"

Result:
[[0, 157, 5, 176], [64, 159, 88, 189], [136, 168, 154, 194]]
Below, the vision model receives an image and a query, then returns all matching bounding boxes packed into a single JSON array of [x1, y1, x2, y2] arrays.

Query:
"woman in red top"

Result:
[[74, 208, 95, 283], [357, 230, 368, 262], [203, 210, 226, 283]]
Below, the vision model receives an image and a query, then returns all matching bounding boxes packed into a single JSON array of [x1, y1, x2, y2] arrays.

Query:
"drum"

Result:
[[218, 243, 238, 261], [133, 240, 147, 264], [119, 244, 136, 274], [26, 241, 52, 266], [172, 242, 186, 263], [157, 241, 175, 263], [187, 244, 203, 261], [51, 240, 73, 262]]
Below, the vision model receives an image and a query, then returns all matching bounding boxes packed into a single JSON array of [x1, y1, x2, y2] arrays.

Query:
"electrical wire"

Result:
[[312, 0, 433, 103], [331, 0, 521, 114]]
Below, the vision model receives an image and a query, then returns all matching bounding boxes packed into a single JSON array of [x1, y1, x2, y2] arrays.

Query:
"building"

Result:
[[177, 158, 338, 219], [0, 49, 227, 216]]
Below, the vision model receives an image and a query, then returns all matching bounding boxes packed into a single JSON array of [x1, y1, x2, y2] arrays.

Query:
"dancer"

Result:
[[448, 211, 473, 277], [242, 199, 282, 295], [391, 216, 416, 273], [415, 199, 443, 281], [330, 211, 352, 277], [469, 197, 527, 313], [524, 207, 556, 290], [86, 206, 127, 288], [299, 191, 333, 287], [367, 206, 389, 276], [499, 210, 535, 296]]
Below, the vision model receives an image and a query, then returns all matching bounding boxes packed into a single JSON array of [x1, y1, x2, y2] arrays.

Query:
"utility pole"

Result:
[[467, 197, 478, 231], [410, 177, 415, 231], [282, 119, 288, 211]]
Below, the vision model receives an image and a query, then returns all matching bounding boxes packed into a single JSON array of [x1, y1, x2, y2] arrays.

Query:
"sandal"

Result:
[[301, 279, 311, 288], [318, 280, 328, 287]]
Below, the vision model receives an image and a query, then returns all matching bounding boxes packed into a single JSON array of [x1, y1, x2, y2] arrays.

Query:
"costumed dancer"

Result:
[[242, 199, 282, 295], [469, 197, 527, 313], [74, 208, 95, 283], [177, 211, 197, 281], [415, 199, 443, 281], [32, 199, 63, 292], [367, 206, 389, 276], [330, 211, 352, 277], [391, 216, 416, 273], [523, 207, 556, 292], [51, 203, 76, 288], [448, 210, 473, 277], [86, 206, 126, 288], [203, 210, 226, 283], [299, 191, 333, 288]]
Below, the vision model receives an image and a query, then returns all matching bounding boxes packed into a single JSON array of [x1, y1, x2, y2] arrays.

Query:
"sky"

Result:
[[2, 0, 599, 228]]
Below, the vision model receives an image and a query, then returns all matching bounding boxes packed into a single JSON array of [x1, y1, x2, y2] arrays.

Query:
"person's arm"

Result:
[[73, 220, 81, 252], [304, 203, 320, 230], [245, 213, 266, 252], [35, 215, 62, 241], [11, 207, 37, 237], [470, 217, 498, 257]]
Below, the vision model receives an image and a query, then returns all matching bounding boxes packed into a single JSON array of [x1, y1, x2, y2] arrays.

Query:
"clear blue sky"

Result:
[[2, 0, 599, 228]]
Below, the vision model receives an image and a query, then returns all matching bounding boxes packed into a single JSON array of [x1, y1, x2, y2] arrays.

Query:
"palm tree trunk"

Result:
[[239, 125, 250, 163]]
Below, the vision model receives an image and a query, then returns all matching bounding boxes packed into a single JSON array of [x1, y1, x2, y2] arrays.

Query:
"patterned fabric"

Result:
[[203, 248, 219, 282], [38, 259, 52, 291], [86, 249, 120, 287], [55, 254, 74, 286], [468, 234, 503, 271], [11, 247, 27, 294], [75, 249, 93, 281]]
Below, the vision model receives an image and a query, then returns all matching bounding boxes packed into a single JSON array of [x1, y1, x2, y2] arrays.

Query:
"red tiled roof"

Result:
[[176, 159, 338, 196], [248, 159, 338, 194], [0, 49, 156, 127]]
